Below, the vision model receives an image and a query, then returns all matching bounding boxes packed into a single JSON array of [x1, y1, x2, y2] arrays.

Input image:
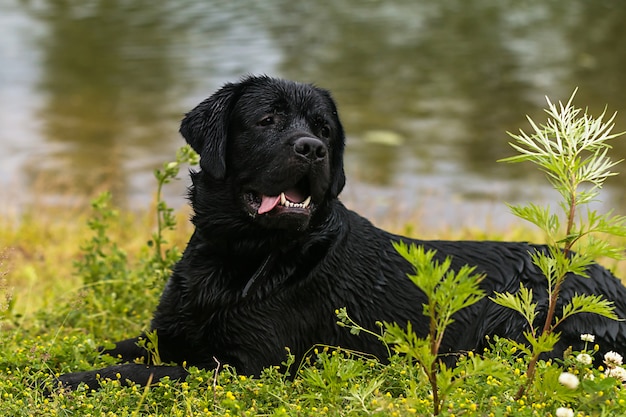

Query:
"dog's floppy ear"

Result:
[[179, 83, 240, 179], [329, 130, 346, 198], [326, 97, 346, 198]]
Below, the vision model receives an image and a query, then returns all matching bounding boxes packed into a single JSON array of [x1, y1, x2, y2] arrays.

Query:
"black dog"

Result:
[[57, 75, 626, 390]]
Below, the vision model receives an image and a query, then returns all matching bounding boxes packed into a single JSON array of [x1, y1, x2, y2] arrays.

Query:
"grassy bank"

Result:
[[0, 204, 191, 318], [2, 196, 626, 416]]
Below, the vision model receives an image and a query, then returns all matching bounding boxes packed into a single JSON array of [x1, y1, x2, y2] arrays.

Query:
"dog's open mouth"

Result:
[[245, 190, 312, 216], [257, 192, 312, 214], [244, 177, 313, 217]]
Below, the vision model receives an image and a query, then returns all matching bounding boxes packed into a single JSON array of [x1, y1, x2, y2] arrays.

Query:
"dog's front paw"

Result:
[[54, 370, 102, 392]]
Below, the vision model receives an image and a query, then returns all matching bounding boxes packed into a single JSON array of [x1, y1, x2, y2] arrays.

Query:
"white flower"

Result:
[[604, 351, 624, 368], [605, 366, 626, 383], [558, 372, 580, 389], [583, 372, 595, 381], [580, 334, 595, 343], [556, 407, 575, 417], [576, 353, 593, 365]]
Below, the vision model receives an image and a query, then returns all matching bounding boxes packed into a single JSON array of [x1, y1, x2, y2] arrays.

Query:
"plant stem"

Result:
[[429, 361, 440, 415], [565, 178, 577, 252], [517, 177, 578, 400], [515, 359, 536, 400], [155, 180, 165, 263], [428, 310, 441, 415]]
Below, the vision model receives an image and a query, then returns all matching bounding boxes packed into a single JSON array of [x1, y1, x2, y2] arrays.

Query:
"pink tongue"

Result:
[[258, 195, 281, 214]]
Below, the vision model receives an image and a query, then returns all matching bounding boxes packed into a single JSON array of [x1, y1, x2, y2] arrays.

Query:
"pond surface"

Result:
[[2, 0, 626, 230]]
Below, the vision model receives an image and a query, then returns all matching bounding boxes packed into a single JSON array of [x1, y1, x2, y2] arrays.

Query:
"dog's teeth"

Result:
[[279, 193, 311, 209]]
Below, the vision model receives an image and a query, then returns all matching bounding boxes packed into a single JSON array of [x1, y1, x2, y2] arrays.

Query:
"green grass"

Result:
[[2, 198, 626, 416], [3, 143, 626, 416], [0, 205, 192, 318]]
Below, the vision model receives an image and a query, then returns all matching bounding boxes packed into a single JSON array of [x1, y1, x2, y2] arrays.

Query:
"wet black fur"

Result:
[[57, 75, 626, 391]]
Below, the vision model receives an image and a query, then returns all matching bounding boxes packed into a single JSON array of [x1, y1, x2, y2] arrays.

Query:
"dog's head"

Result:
[[180, 75, 346, 232]]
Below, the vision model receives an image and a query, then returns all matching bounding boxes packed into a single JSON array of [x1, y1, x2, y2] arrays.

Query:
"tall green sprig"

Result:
[[385, 242, 487, 416], [150, 145, 199, 278], [69, 145, 199, 337], [491, 89, 626, 399], [336, 242, 510, 416]]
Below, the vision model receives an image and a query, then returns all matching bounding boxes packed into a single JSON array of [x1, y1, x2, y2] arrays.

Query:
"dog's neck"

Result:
[[188, 198, 347, 298]]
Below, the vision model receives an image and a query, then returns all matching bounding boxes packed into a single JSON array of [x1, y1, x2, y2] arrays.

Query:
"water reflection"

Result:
[[18, 0, 188, 205], [3, 0, 626, 228]]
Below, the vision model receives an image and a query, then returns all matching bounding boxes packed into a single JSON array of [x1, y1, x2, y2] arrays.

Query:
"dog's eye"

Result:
[[257, 116, 275, 127], [320, 125, 331, 138]]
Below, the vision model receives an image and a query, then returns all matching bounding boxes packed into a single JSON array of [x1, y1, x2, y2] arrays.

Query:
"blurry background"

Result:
[[1, 0, 626, 231]]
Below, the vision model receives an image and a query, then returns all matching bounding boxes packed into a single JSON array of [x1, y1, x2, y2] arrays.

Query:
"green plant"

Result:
[[338, 243, 501, 416], [491, 89, 626, 399], [150, 145, 199, 278], [67, 145, 199, 338], [335, 308, 391, 358], [68, 191, 139, 337], [384, 242, 497, 416], [74, 192, 129, 289], [137, 329, 163, 366]]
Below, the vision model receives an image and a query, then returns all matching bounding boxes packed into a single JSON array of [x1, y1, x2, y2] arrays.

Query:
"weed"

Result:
[[149, 145, 199, 278], [492, 89, 626, 399]]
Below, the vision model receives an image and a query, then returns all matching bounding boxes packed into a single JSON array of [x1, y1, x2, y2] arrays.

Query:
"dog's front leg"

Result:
[[55, 363, 189, 391]]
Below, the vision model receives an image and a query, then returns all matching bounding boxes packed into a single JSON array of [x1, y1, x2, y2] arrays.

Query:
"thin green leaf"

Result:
[[490, 284, 537, 330], [555, 294, 621, 328]]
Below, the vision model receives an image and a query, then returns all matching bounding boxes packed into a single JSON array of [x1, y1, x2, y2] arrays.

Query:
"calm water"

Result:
[[2, 0, 626, 230]]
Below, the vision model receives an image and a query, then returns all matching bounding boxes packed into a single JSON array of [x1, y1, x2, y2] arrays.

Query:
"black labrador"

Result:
[[57, 75, 626, 390]]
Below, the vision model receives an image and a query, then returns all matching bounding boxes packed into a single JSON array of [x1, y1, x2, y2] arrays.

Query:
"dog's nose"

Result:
[[294, 137, 327, 161]]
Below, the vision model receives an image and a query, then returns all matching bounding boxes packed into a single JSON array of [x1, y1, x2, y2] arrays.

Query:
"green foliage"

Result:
[[501, 88, 623, 204], [75, 192, 130, 287], [492, 284, 539, 334], [55, 145, 199, 339], [0, 252, 15, 322], [501, 89, 626, 256], [7, 328, 626, 417], [557, 294, 620, 326], [393, 241, 485, 342], [66, 191, 150, 338], [335, 307, 391, 358], [150, 145, 200, 278], [492, 89, 626, 399], [340, 242, 488, 415], [137, 330, 163, 366]]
